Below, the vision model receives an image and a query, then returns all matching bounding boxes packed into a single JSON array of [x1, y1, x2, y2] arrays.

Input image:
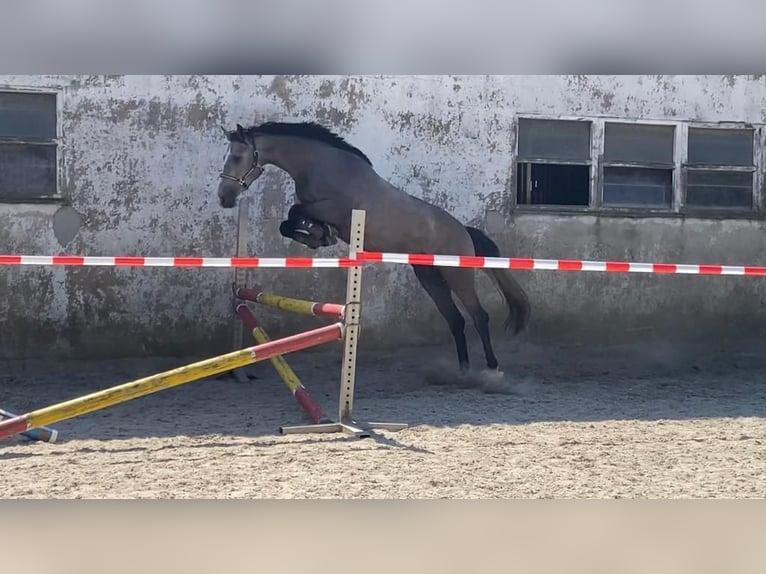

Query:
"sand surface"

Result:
[[2, 338, 765, 498]]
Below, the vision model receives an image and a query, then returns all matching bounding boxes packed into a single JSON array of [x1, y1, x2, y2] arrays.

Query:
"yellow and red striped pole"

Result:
[[0, 323, 344, 442], [235, 304, 331, 425], [235, 286, 345, 319]]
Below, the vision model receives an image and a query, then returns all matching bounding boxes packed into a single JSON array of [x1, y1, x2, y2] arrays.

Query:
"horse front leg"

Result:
[[289, 200, 351, 244], [278, 219, 324, 249], [280, 202, 343, 248]]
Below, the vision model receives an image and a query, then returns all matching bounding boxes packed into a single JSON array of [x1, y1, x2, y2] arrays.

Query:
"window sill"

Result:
[[0, 195, 66, 205], [513, 205, 766, 221]]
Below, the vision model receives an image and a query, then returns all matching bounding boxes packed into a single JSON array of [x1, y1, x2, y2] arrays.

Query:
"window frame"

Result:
[[681, 122, 761, 215], [0, 84, 64, 203], [600, 120, 678, 211], [512, 115, 596, 213], [511, 113, 766, 219]]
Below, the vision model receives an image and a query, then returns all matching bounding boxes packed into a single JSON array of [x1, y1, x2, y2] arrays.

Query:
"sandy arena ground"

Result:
[[2, 337, 765, 498]]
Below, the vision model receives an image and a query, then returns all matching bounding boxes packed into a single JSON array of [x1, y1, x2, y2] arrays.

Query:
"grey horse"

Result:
[[217, 121, 530, 375]]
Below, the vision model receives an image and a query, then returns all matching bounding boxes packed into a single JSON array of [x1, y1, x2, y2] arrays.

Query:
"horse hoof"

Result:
[[482, 368, 505, 380]]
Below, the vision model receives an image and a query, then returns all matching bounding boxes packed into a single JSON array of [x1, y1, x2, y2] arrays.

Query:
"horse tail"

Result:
[[465, 226, 531, 335]]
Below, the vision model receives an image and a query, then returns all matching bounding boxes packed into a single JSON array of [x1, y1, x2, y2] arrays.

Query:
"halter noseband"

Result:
[[219, 145, 264, 190]]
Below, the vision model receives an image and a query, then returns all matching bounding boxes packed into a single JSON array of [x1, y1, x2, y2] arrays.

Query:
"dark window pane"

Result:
[[517, 118, 591, 162], [603, 166, 673, 208], [604, 122, 675, 165], [516, 162, 590, 206], [0, 91, 57, 141], [685, 169, 753, 209], [688, 128, 753, 166], [0, 143, 57, 199]]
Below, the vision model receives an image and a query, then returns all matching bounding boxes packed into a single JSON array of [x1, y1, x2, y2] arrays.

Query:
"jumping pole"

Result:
[[0, 323, 344, 442], [235, 302, 332, 427], [0, 407, 58, 443], [235, 286, 345, 320], [278, 209, 408, 438]]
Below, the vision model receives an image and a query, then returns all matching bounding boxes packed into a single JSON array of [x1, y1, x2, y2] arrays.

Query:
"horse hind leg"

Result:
[[412, 265, 470, 373], [440, 267, 501, 373]]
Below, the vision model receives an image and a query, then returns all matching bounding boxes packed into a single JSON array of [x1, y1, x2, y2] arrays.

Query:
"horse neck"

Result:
[[252, 135, 320, 182], [253, 135, 369, 204]]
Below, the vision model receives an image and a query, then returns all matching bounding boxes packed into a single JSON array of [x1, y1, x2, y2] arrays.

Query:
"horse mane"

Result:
[[238, 121, 372, 166]]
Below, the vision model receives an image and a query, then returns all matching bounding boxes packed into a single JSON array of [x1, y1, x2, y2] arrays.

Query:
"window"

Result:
[[514, 115, 765, 216], [602, 122, 675, 209], [516, 118, 591, 207], [0, 90, 59, 201], [684, 127, 755, 210]]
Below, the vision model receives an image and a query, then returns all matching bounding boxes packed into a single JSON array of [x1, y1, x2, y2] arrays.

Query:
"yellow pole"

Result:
[[235, 287, 344, 319], [235, 303, 330, 425], [256, 292, 316, 316], [0, 323, 343, 438], [250, 324, 302, 393], [26, 351, 254, 429]]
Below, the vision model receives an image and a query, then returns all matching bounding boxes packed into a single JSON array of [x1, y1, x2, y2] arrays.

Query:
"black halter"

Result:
[[219, 146, 264, 190]]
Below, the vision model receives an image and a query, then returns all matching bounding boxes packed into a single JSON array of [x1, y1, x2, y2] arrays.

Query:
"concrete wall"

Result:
[[2, 75, 766, 360]]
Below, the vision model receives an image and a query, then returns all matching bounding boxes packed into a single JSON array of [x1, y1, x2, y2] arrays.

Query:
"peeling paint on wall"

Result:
[[52, 206, 85, 247], [2, 75, 766, 359]]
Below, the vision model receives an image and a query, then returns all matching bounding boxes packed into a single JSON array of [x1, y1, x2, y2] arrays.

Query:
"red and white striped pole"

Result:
[[3, 252, 766, 275]]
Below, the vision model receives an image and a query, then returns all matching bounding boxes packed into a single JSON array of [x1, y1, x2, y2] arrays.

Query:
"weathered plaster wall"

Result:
[[2, 75, 766, 359]]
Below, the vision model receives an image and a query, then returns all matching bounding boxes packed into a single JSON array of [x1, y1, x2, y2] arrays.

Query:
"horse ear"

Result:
[[236, 123, 245, 135], [220, 125, 230, 140]]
